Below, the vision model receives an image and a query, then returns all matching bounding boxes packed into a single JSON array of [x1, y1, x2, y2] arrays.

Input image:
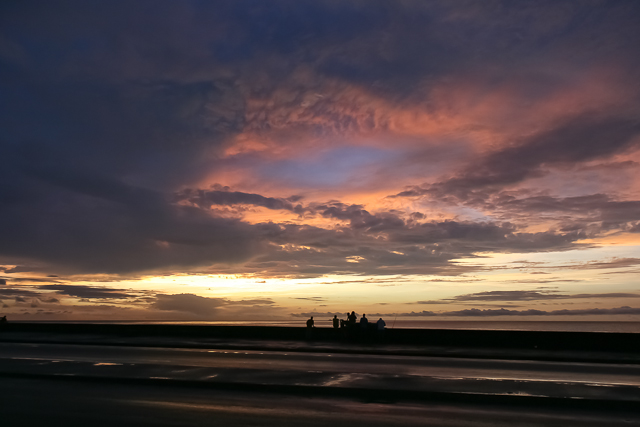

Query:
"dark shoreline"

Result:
[[2, 322, 640, 353]]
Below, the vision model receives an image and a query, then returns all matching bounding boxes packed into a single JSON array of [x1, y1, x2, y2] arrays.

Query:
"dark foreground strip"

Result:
[[1, 337, 639, 365], [3, 324, 640, 353], [0, 371, 638, 413]]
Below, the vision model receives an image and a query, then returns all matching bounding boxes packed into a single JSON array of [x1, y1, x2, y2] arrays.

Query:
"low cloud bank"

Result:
[[152, 293, 277, 318], [402, 306, 640, 317], [295, 306, 640, 318], [415, 290, 640, 303]]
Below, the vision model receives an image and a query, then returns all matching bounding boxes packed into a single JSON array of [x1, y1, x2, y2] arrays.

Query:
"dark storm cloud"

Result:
[[0, 172, 260, 273], [313, 202, 405, 231], [215, 216, 586, 277], [0, 277, 59, 283], [38, 284, 133, 300], [448, 192, 640, 236], [1, 0, 639, 277], [487, 194, 640, 223], [396, 182, 640, 244], [310, 1, 640, 100], [396, 115, 640, 201], [0, 2, 259, 274], [389, 220, 514, 243], [0, 0, 442, 274], [0, 288, 41, 298], [387, 221, 584, 253], [177, 187, 304, 213], [268, 204, 582, 256], [1, 266, 47, 274]]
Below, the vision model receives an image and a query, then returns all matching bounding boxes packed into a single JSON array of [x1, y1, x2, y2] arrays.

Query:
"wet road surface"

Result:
[[3, 377, 640, 427], [2, 342, 640, 425]]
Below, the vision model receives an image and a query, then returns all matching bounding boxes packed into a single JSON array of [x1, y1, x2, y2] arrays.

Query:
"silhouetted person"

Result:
[[332, 315, 339, 329], [305, 316, 314, 340], [345, 311, 357, 340], [0, 315, 6, 323], [376, 317, 386, 340], [348, 311, 357, 325], [360, 313, 368, 329]]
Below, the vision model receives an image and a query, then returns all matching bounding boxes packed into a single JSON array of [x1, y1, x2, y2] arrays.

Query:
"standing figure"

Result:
[[305, 316, 314, 340], [360, 313, 369, 340], [376, 318, 386, 340], [360, 313, 368, 329], [348, 311, 357, 325]]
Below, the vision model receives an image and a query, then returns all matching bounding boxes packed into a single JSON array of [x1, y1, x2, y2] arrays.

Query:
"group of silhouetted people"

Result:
[[333, 311, 385, 331], [306, 312, 385, 341]]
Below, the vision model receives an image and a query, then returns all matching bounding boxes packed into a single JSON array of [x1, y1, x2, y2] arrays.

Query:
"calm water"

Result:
[[31, 320, 640, 333]]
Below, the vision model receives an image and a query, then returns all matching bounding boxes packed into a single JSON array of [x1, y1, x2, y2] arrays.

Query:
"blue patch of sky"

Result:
[[259, 146, 400, 187]]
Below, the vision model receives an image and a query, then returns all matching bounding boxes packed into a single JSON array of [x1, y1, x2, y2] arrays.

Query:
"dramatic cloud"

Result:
[[2, 1, 637, 277], [0, 288, 41, 298], [0, 277, 60, 283], [407, 115, 640, 201], [0, 165, 263, 273], [1, 1, 640, 319], [429, 192, 640, 237], [153, 294, 228, 317], [178, 187, 303, 213], [152, 293, 276, 318], [249, 215, 587, 277], [38, 284, 134, 300]]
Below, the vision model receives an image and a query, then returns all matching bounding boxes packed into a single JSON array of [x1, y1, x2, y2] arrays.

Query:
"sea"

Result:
[[27, 320, 640, 333]]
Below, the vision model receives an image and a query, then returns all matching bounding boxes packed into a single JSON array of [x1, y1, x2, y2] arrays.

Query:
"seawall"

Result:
[[1, 322, 639, 353]]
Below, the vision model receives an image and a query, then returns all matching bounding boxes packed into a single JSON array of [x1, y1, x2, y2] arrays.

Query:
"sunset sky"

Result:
[[1, 1, 640, 322]]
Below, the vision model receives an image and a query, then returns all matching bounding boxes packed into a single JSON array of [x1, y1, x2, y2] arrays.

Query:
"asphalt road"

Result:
[[2, 342, 640, 426], [3, 377, 640, 427], [2, 342, 640, 385]]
